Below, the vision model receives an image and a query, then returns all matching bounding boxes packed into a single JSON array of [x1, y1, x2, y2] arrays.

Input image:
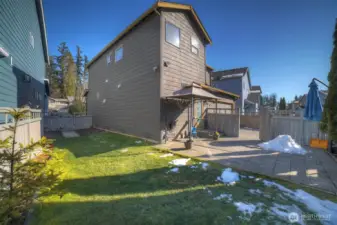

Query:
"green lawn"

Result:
[[30, 132, 337, 225]]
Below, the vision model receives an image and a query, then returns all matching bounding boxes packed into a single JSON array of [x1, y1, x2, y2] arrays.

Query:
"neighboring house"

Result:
[[87, 1, 238, 143], [290, 90, 328, 111], [0, 0, 49, 112], [211, 67, 261, 113]]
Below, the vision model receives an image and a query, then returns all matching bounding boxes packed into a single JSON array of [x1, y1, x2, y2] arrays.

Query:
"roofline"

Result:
[[36, 0, 49, 65], [206, 64, 214, 70], [198, 83, 240, 100], [87, 1, 212, 68]]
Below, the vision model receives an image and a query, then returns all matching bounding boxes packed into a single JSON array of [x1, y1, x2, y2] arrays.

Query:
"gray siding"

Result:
[[205, 68, 211, 85], [161, 9, 206, 97], [212, 77, 243, 108], [0, 0, 46, 109], [87, 13, 161, 142]]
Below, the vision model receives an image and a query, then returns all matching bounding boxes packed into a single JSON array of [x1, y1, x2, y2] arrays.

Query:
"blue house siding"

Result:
[[0, 0, 46, 109]]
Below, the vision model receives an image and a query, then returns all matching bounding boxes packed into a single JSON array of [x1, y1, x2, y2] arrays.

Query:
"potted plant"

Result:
[[184, 139, 193, 149], [213, 131, 220, 140]]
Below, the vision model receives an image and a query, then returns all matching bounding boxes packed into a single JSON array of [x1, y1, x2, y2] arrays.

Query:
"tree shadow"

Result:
[[52, 131, 153, 158], [58, 166, 220, 196]]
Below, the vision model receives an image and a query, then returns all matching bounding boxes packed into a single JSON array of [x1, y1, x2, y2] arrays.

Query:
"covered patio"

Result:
[[162, 82, 239, 148]]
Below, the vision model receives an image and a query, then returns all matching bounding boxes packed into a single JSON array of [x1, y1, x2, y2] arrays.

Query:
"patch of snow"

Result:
[[227, 216, 232, 220], [120, 148, 128, 153], [258, 135, 307, 155], [169, 158, 190, 166], [190, 165, 198, 169], [167, 167, 179, 173], [248, 176, 255, 179], [203, 187, 212, 195], [255, 178, 261, 181], [218, 168, 240, 185], [270, 203, 304, 225], [263, 180, 337, 225], [160, 153, 173, 158], [135, 140, 142, 144], [201, 162, 209, 170], [110, 144, 116, 148], [241, 175, 247, 179], [234, 202, 264, 216], [99, 140, 107, 144], [213, 193, 232, 202], [248, 189, 263, 195]]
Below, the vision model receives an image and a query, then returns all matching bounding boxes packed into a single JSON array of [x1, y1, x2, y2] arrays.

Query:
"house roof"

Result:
[[251, 85, 261, 91], [35, 0, 49, 64], [212, 67, 252, 89], [206, 64, 214, 71], [87, 1, 212, 68]]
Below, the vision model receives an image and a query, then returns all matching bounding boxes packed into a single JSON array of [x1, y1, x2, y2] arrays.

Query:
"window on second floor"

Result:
[[166, 22, 180, 47], [106, 52, 112, 65], [191, 36, 199, 55], [115, 46, 123, 62]]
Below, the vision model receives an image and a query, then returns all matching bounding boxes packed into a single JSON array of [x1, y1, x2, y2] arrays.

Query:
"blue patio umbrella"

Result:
[[304, 80, 323, 121]]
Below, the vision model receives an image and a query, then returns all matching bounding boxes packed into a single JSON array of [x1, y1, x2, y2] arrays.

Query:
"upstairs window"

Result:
[[115, 46, 123, 62], [191, 36, 199, 55], [165, 22, 180, 47], [106, 52, 112, 65]]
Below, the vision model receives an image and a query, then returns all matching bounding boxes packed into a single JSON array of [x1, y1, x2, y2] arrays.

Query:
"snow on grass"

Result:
[[203, 187, 213, 196], [248, 189, 263, 195], [270, 203, 304, 225], [169, 158, 190, 166], [135, 140, 142, 144], [167, 167, 179, 173], [201, 162, 209, 170], [234, 202, 264, 216], [217, 168, 240, 185], [248, 176, 255, 179], [160, 153, 173, 158], [263, 180, 337, 224], [213, 193, 232, 202], [120, 148, 128, 153], [258, 135, 307, 155]]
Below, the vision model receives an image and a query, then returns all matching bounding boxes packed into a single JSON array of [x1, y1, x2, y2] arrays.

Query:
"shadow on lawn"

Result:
[[52, 132, 152, 158], [32, 186, 245, 225], [58, 166, 220, 196]]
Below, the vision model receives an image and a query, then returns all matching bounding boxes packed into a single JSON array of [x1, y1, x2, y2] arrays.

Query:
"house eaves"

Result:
[[87, 1, 212, 68], [35, 0, 49, 65]]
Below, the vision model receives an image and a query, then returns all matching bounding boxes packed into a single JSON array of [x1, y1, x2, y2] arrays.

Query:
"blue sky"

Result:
[[43, 0, 337, 102]]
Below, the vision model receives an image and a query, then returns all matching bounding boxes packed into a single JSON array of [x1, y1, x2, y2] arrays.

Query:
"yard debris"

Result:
[[217, 168, 240, 185], [258, 135, 307, 155], [167, 167, 179, 173], [213, 193, 232, 202], [234, 202, 264, 216], [160, 153, 173, 158], [263, 180, 337, 224], [135, 140, 142, 144], [120, 148, 128, 153], [169, 158, 190, 166]]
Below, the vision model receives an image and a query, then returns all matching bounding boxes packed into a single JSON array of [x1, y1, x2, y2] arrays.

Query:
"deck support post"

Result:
[[215, 99, 218, 132]]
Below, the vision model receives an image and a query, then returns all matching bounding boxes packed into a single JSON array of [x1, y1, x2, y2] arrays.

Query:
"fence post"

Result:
[[299, 110, 305, 146]]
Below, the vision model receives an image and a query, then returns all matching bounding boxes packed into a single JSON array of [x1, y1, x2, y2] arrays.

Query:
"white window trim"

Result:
[[191, 36, 199, 55], [165, 21, 180, 48], [115, 45, 123, 62]]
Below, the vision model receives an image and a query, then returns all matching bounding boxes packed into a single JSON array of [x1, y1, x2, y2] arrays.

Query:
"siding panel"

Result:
[[88, 13, 161, 142], [0, 0, 46, 109]]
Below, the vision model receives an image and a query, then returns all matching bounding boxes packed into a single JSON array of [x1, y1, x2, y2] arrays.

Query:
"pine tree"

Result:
[[294, 95, 299, 101], [57, 42, 70, 98], [0, 109, 61, 224], [83, 55, 89, 84], [64, 52, 77, 97], [279, 97, 286, 110], [47, 56, 62, 97], [75, 46, 84, 100], [321, 19, 337, 141]]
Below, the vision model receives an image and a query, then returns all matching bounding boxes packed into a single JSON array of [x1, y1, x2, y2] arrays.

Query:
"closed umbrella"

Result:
[[304, 80, 323, 121]]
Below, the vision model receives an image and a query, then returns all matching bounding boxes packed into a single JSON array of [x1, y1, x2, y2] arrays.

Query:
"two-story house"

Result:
[[87, 1, 238, 143], [0, 0, 49, 112], [212, 67, 262, 114]]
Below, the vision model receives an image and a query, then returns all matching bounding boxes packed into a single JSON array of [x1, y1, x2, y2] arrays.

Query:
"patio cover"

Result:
[[166, 82, 239, 102]]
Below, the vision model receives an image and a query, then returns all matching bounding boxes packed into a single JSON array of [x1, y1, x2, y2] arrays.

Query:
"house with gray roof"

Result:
[[211, 67, 262, 113]]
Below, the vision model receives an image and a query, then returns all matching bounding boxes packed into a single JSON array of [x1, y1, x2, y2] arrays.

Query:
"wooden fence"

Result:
[[0, 108, 42, 146], [44, 115, 92, 131], [260, 108, 327, 146], [206, 108, 240, 137]]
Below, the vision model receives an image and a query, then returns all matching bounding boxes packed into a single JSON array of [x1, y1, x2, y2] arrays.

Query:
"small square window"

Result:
[[115, 46, 123, 62], [106, 52, 112, 65], [191, 46, 198, 55], [166, 22, 180, 47]]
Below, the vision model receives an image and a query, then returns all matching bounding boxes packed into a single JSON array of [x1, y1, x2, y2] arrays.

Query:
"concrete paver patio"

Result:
[[158, 129, 337, 194]]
